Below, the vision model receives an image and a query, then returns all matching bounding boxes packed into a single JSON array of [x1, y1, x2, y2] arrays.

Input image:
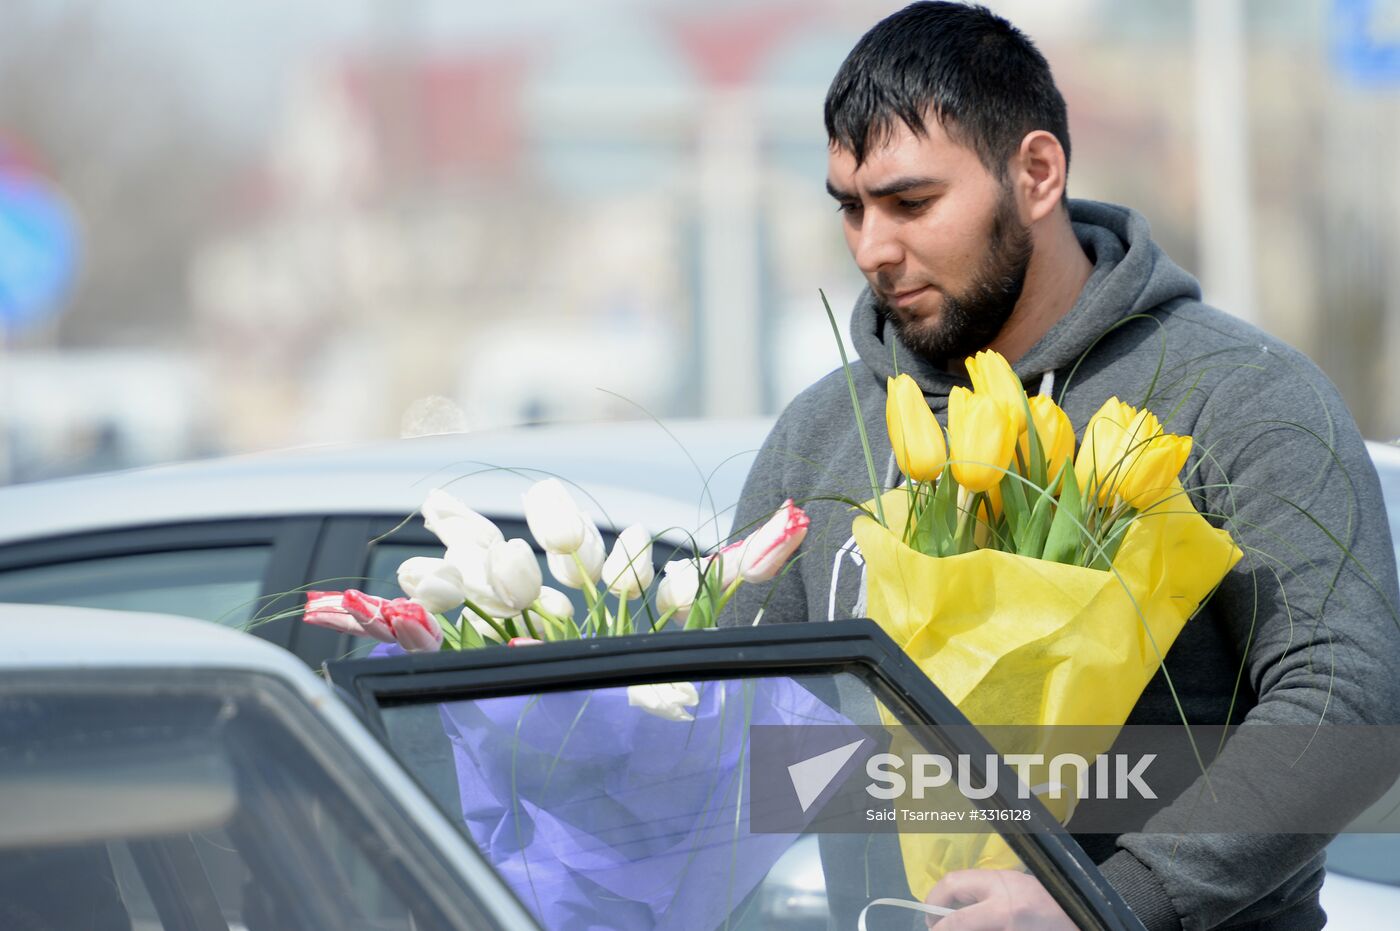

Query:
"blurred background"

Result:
[[2, 0, 1398, 484]]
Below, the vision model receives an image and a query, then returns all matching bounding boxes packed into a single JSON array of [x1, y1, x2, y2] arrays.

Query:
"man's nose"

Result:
[[852, 211, 902, 275]]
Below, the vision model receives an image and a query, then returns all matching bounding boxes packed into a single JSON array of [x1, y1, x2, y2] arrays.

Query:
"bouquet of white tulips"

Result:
[[303, 478, 809, 654]]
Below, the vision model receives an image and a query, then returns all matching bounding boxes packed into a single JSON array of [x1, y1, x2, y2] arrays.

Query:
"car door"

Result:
[[327, 620, 1146, 931]]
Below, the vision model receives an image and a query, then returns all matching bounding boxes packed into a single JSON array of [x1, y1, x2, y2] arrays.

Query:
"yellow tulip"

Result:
[[1021, 395, 1075, 486], [965, 349, 1027, 434], [1118, 433, 1193, 510], [947, 386, 1018, 494], [886, 374, 947, 482], [1074, 397, 1136, 505], [1074, 399, 1191, 509]]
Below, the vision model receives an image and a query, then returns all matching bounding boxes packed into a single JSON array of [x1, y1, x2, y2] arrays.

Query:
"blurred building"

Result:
[[4, 0, 1400, 485]]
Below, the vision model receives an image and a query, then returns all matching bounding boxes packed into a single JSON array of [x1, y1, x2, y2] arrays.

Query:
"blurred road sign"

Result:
[[1333, 0, 1400, 85], [0, 171, 79, 334]]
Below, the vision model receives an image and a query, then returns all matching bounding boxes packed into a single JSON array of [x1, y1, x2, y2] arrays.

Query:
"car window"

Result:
[[0, 546, 271, 626], [0, 670, 505, 931], [329, 625, 1137, 931], [376, 669, 1035, 931]]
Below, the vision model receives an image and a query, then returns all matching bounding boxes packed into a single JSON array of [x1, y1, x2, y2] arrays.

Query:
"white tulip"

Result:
[[537, 586, 575, 621], [523, 478, 587, 554], [656, 560, 701, 621], [627, 682, 701, 722], [447, 545, 516, 618], [458, 607, 504, 643], [603, 525, 655, 599], [487, 539, 543, 614], [422, 488, 504, 550], [395, 556, 468, 614], [547, 521, 606, 589]]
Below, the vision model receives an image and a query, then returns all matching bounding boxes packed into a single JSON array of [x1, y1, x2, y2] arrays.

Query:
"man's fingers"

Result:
[[924, 869, 1020, 908], [925, 900, 1004, 931]]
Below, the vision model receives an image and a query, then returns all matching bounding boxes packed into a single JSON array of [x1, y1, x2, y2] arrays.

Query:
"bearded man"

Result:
[[722, 3, 1400, 929]]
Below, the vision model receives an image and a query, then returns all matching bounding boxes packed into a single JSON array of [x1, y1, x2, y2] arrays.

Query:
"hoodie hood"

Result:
[[850, 199, 1202, 400]]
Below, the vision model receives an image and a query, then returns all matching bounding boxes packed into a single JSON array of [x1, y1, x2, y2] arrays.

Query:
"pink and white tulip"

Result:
[[303, 591, 361, 635], [342, 589, 396, 642], [736, 499, 810, 583], [383, 599, 444, 652], [711, 540, 745, 589]]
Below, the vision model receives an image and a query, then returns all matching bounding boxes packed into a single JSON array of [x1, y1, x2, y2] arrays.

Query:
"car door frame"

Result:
[[327, 619, 1147, 931], [0, 518, 323, 650]]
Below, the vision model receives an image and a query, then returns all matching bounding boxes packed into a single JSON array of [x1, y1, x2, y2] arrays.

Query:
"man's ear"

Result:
[[1013, 130, 1068, 224]]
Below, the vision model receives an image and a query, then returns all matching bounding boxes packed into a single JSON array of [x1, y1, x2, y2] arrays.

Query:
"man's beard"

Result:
[[880, 186, 1033, 364]]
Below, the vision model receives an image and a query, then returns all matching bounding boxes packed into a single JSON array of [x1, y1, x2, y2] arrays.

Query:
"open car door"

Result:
[[327, 619, 1147, 931]]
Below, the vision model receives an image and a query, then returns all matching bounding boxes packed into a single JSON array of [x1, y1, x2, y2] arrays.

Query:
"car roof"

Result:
[[2, 426, 1389, 550], [0, 603, 321, 688], [0, 418, 773, 548]]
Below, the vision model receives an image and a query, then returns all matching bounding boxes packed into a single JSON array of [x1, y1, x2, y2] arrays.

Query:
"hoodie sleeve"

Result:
[[718, 407, 813, 628], [1103, 346, 1400, 930]]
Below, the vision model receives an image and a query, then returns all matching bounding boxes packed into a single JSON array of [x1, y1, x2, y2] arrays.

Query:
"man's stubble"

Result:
[[880, 184, 1033, 365]]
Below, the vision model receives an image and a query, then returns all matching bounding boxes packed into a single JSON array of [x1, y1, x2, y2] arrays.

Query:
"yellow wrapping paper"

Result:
[[852, 483, 1242, 899]]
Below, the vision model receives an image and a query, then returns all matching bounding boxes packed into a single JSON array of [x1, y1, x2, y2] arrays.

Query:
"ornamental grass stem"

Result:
[[822, 289, 886, 527]]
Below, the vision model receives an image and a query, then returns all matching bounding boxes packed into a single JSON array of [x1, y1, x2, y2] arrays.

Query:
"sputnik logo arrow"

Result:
[[787, 738, 866, 813]]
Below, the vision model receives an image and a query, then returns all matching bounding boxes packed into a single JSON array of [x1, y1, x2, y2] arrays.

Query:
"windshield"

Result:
[[0, 671, 490, 931]]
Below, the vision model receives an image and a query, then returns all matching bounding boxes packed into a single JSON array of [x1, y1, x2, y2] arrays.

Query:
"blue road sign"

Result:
[[0, 172, 79, 334], [1334, 0, 1400, 85]]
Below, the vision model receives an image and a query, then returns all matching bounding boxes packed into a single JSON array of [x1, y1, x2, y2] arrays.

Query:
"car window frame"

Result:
[[0, 518, 323, 649], [326, 619, 1147, 931]]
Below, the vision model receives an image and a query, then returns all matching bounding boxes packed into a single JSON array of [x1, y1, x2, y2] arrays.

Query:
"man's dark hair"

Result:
[[824, 2, 1070, 184]]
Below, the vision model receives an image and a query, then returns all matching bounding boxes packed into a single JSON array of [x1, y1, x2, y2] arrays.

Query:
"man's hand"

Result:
[[924, 869, 1077, 929]]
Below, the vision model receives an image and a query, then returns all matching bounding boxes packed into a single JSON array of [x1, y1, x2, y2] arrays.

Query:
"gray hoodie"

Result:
[[724, 200, 1400, 930]]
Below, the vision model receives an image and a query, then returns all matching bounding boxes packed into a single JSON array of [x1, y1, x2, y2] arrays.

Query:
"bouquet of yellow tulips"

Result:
[[851, 349, 1242, 899], [883, 350, 1196, 568]]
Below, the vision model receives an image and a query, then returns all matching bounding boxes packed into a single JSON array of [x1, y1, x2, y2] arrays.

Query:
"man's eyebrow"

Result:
[[866, 175, 946, 199], [825, 179, 855, 201], [826, 176, 946, 201]]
